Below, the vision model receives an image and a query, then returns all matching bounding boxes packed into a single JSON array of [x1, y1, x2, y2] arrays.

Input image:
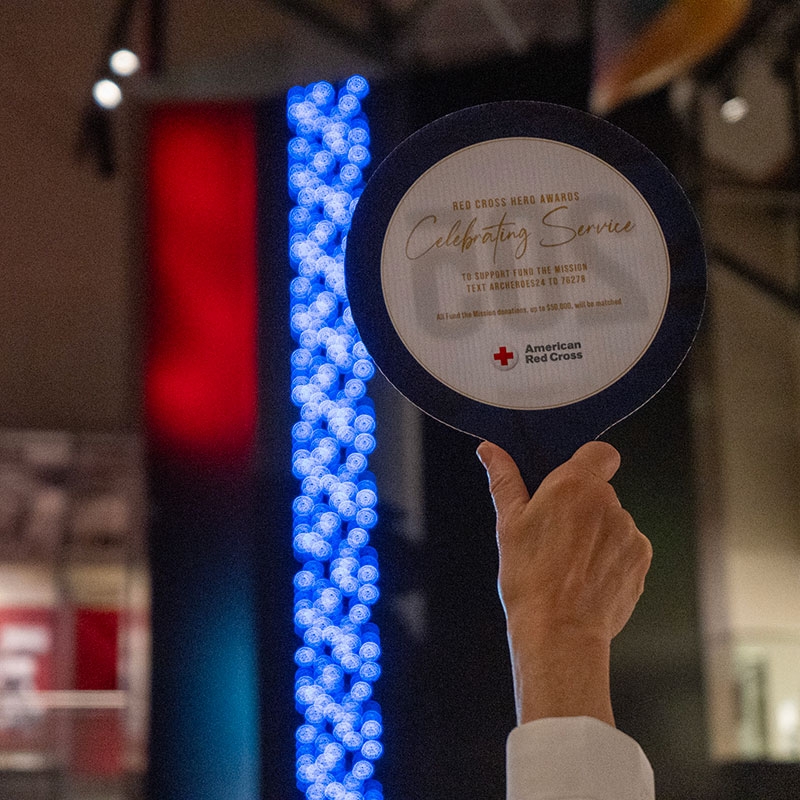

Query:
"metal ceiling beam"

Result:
[[711, 247, 800, 315], [265, 0, 395, 64]]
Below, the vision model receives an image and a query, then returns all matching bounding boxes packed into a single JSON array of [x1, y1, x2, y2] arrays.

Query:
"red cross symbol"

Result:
[[493, 346, 514, 367]]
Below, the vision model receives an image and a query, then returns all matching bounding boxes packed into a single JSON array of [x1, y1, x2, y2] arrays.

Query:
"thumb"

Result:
[[477, 441, 530, 522], [566, 440, 621, 482]]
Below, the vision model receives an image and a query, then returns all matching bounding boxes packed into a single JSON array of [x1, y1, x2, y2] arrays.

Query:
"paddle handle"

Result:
[[491, 417, 598, 497]]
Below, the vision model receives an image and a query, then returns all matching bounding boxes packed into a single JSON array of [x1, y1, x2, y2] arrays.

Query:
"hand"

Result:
[[477, 440, 652, 726]]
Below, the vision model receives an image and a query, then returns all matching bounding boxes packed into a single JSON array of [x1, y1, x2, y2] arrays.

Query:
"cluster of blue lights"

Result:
[[288, 77, 384, 800]]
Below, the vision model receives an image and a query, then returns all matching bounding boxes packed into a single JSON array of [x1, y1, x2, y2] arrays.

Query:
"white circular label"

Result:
[[380, 138, 670, 409]]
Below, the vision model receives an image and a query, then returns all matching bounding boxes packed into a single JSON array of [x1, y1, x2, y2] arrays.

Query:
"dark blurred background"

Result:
[[1, 1, 799, 798]]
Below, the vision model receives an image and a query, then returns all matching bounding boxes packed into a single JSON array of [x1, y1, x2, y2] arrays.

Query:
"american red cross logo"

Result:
[[493, 346, 515, 367]]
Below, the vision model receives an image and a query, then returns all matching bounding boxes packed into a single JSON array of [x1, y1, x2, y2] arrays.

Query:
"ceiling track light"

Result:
[[79, 0, 149, 176]]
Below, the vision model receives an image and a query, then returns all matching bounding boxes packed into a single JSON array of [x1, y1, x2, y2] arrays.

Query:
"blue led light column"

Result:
[[287, 77, 384, 800]]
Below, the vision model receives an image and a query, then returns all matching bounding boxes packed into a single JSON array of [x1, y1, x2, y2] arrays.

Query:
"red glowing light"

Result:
[[145, 104, 258, 469]]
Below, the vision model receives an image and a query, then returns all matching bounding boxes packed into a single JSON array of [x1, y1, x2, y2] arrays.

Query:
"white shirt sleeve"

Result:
[[506, 716, 655, 800]]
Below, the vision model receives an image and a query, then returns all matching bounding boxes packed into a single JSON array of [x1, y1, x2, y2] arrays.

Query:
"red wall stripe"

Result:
[[145, 104, 258, 469]]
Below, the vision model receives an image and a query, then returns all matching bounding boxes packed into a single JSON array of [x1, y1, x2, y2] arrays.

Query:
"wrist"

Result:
[[507, 622, 614, 727]]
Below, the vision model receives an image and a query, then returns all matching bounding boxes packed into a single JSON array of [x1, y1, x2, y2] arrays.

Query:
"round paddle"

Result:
[[346, 101, 706, 492]]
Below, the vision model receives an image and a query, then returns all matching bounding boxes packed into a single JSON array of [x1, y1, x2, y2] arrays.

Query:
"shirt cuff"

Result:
[[506, 716, 654, 800]]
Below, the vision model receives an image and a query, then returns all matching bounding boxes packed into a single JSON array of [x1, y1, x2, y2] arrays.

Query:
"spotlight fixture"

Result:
[[720, 95, 749, 123], [109, 48, 141, 77], [92, 78, 123, 110]]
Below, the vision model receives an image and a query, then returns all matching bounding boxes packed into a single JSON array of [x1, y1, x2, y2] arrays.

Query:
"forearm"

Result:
[[507, 622, 614, 727]]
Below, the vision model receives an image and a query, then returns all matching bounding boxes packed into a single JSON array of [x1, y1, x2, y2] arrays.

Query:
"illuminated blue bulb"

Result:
[[346, 529, 369, 549], [347, 145, 371, 169], [343, 379, 365, 400], [319, 664, 344, 690], [356, 564, 378, 584], [337, 94, 361, 119], [351, 359, 375, 380], [341, 730, 364, 752], [354, 508, 377, 529], [317, 399, 337, 421], [339, 163, 362, 188], [345, 75, 369, 98], [336, 467, 358, 484], [337, 500, 357, 521], [323, 703, 344, 726], [350, 334, 370, 360], [339, 652, 361, 673], [306, 784, 326, 800], [297, 751, 315, 768], [347, 125, 370, 146], [298, 259, 319, 279], [301, 476, 323, 499], [304, 627, 324, 648], [293, 535, 311, 556], [311, 446, 335, 467], [328, 138, 350, 159], [288, 85, 306, 103], [296, 119, 318, 138], [312, 150, 336, 176], [318, 473, 338, 495], [344, 453, 368, 475], [300, 403, 322, 424], [312, 540, 333, 560], [359, 661, 381, 682], [297, 724, 319, 744], [295, 606, 317, 628], [295, 458, 318, 479], [325, 741, 346, 763], [333, 719, 355, 741], [297, 186, 318, 208], [331, 278, 349, 301], [334, 425, 356, 447], [289, 136, 312, 160], [292, 447, 312, 463], [288, 167, 311, 194], [321, 625, 343, 646], [352, 415, 374, 435], [363, 790, 382, 800], [318, 511, 341, 535], [349, 604, 371, 624], [292, 495, 314, 517], [353, 433, 376, 454], [351, 760, 373, 781], [350, 682, 372, 703], [291, 277, 313, 301], [361, 719, 382, 739], [338, 575, 359, 595], [310, 81, 335, 108], [292, 347, 315, 370], [324, 781, 346, 800], [325, 205, 352, 229], [296, 683, 315, 706], [355, 489, 377, 509], [289, 206, 312, 230], [296, 764, 315, 784], [339, 305, 354, 329], [343, 792, 363, 800], [357, 585, 380, 605], [299, 329, 320, 351], [305, 704, 326, 724], [291, 306, 311, 333], [295, 570, 317, 591], [316, 587, 342, 613], [293, 421, 315, 443], [334, 350, 355, 371], [360, 739, 383, 761]]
